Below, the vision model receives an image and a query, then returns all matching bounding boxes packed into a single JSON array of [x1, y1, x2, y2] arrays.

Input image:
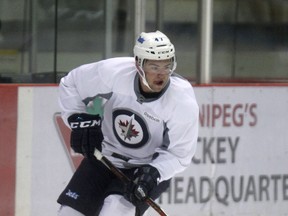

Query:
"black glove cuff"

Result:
[[137, 165, 160, 190]]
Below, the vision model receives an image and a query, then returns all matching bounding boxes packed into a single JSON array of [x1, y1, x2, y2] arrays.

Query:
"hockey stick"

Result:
[[94, 149, 168, 216]]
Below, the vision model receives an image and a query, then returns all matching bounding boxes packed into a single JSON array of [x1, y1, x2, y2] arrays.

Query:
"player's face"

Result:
[[141, 59, 173, 92]]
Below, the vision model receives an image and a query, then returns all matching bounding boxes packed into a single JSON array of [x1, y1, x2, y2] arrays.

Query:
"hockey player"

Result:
[[57, 30, 199, 216]]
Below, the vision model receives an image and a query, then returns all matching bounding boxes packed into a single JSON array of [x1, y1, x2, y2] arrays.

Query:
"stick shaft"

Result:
[[94, 150, 168, 216]]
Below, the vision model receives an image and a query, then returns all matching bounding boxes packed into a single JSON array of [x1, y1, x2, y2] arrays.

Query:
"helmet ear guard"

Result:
[[135, 57, 145, 78], [135, 56, 141, 67]]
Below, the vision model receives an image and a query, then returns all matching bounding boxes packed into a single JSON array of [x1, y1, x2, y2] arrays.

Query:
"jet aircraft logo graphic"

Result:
[[54, 113, 83, 171]]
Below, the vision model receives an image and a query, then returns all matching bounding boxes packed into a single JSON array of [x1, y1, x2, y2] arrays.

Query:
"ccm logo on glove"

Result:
[[68, 113, 103, 158], [70, 119, 101, 128]]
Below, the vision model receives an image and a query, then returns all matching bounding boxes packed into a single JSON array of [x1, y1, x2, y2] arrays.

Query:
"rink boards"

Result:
[[0, 84, 287, 216]]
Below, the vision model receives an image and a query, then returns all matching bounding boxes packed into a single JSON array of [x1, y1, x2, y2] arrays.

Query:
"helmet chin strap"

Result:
[[136, 63, 156, 92]]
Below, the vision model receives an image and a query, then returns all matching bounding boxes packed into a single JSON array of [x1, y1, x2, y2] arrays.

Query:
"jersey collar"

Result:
[[134, 73, 170, 104]]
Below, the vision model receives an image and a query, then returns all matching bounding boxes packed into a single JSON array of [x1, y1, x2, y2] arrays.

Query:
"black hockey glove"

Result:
[[124, 165, 160, 205], [68, 113, 103, 158]]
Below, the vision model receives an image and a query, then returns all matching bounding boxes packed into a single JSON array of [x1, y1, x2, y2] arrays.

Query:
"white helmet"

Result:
[[134, 30, 176, 62], [133, 31, 177, 91]]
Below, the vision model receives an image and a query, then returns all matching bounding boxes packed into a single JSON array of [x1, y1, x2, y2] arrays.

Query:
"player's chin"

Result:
[[152, 82, 166, 92]]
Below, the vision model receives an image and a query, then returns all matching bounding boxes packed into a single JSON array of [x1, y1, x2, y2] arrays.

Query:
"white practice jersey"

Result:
[[59, 57, 199, 181]]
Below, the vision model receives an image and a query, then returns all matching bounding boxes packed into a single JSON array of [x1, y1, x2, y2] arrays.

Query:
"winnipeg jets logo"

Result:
[[113, 109, 149, 148], [119, 114, 139, 141]]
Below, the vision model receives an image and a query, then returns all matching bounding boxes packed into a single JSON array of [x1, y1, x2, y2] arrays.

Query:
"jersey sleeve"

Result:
[[58, 62, 112, 126], [150, 87, 199, 181]]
